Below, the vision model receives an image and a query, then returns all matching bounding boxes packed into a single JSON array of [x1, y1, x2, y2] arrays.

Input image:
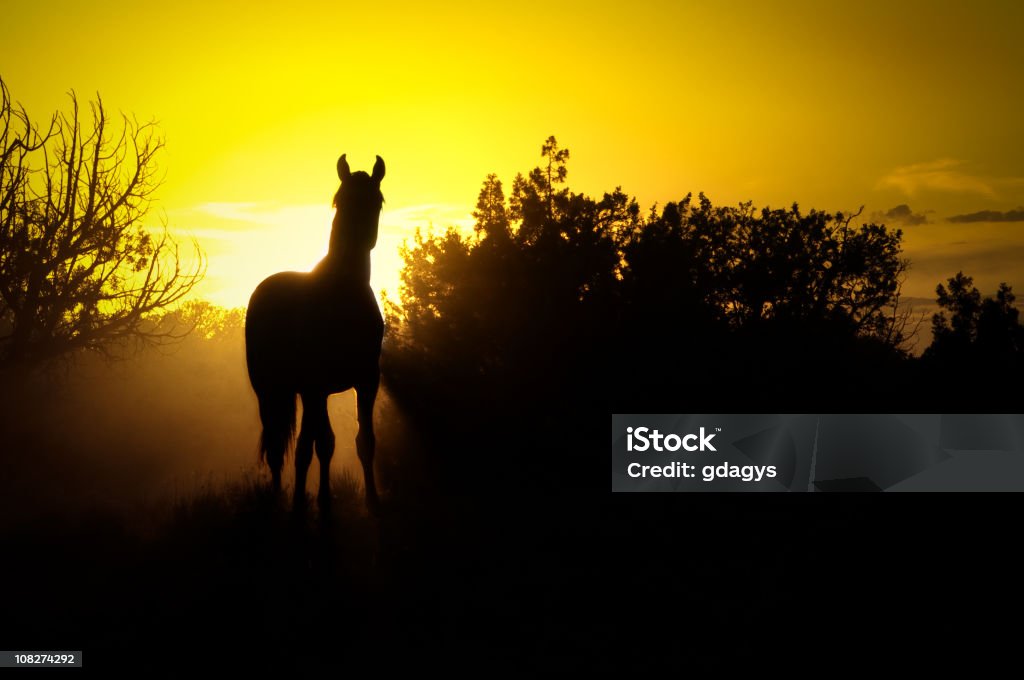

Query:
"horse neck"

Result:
[[322, 212, 375, 284], [320, 247, 371, 284]]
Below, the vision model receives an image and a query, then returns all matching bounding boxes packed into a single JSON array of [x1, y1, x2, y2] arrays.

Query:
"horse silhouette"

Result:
[[245, 154, 385, 513]]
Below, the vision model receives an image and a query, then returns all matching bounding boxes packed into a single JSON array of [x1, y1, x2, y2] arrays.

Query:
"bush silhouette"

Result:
[[383, 137, 931, 489], [920, 272, 1024, 398]]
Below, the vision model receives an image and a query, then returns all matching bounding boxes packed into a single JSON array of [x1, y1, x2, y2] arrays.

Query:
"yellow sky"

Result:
[[2, 0, 1022, 308]]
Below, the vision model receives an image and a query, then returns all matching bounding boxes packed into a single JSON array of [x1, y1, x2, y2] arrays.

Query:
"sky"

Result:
[[2, 0, 1022, 313]]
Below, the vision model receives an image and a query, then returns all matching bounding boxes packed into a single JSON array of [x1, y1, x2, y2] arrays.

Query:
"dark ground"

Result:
[[1, 345, 1021, 675], [3, 434, 1022, 676]]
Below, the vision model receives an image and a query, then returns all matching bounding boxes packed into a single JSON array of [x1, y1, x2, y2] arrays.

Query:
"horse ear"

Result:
[[372, 155, 386, 183], [337, 154, 351, 181]]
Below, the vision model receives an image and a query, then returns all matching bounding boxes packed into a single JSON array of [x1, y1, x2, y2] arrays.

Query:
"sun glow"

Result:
[[177, 200, 473, 311], [2, 0, 1022, 311]]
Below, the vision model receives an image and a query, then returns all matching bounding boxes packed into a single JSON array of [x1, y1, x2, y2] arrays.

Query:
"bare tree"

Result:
[[0, 76, 205, 369]]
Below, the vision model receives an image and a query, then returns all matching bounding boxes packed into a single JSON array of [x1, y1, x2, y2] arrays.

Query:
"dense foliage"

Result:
[[384, 138, 1023, 477]]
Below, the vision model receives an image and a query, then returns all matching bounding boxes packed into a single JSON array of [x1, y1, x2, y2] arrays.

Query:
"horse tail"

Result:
[[256, 389, 297, 469]]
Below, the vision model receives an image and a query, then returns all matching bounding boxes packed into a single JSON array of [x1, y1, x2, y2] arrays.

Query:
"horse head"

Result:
[[331, 154, 385, 253]]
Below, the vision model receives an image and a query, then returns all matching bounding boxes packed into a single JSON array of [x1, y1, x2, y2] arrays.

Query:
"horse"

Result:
[[245, 154, 386, 514]]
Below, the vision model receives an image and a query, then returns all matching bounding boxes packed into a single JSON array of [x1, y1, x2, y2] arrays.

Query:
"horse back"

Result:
[[245, 270, 383, 394]]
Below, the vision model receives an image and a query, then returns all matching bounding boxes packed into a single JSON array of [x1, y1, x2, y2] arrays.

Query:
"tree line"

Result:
[[2, 75, 1019, 427], [382, 137, 1022, 482]]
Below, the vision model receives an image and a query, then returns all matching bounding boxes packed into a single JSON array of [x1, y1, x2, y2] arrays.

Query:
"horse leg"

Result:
[[313, 397, 335, 510], [356, 374, 380, 515], [257, 390, 295, 494], [294, 392, 321, 511], [268, 451, 283, 494]]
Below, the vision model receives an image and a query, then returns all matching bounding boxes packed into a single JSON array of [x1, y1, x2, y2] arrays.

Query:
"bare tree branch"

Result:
[[0, 76, 205, 370]]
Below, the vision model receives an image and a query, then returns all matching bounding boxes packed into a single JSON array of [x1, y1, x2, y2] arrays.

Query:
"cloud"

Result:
[[182, 201, 474, 236], [948, 207, 1024, 223], [380, 203, 474, 233], [189, 201, 332, 229], [876, 159, 1024, 198], [193, 201, 262, 220], [872, 203, 928, 226], [906, 242, 1024, 294]]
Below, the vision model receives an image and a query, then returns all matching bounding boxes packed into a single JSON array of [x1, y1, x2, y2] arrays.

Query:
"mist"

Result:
[[0, 318, 404, 527]]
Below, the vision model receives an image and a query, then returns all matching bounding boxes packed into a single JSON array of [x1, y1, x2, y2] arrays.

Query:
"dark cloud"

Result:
[[871, 204, 928, 226], [947, 207, 1024, 223]]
